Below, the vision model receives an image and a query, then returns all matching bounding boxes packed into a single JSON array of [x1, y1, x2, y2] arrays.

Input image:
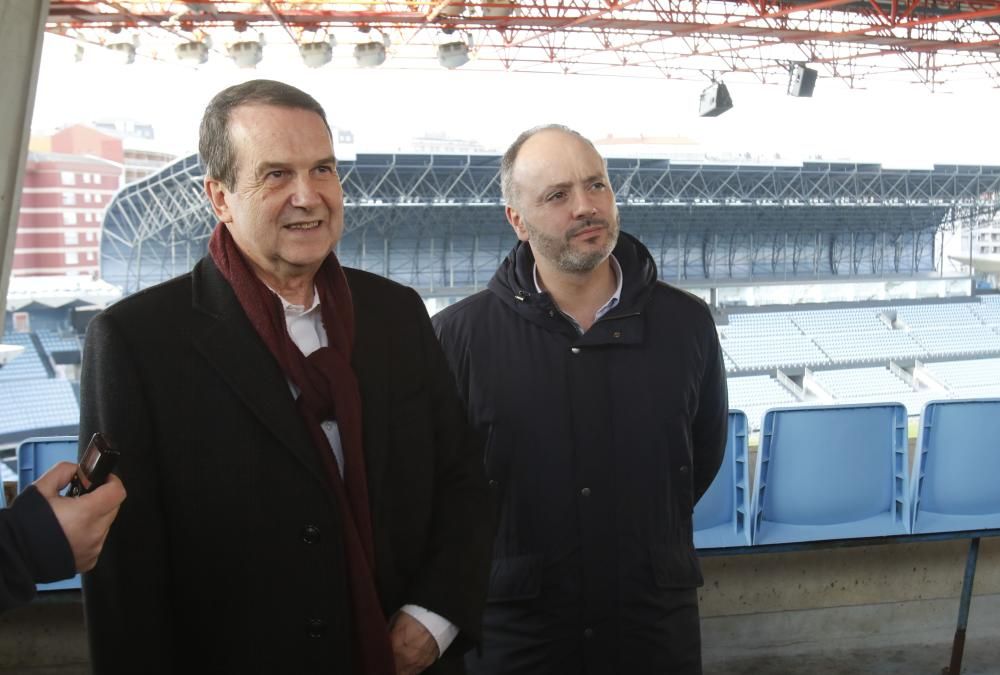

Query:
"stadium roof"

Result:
[[46, 0, 1000, 84]]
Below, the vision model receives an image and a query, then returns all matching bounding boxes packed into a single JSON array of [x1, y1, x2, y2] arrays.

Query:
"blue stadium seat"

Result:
[[16, 436, 80, 591], [911, 399, 1000, 534], [751, 403, 910, 545], [694, 410, 751, 548]]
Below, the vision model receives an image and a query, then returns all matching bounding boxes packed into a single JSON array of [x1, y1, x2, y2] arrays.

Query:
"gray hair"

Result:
[[199, 79, 331, 189], [499, 124, 601, 207]]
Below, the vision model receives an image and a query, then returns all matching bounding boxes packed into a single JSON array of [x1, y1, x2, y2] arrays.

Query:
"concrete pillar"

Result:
[[0, 0, 49, 342]]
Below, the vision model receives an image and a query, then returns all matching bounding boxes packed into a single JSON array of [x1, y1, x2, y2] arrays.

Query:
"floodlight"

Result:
[[228, 40, 262, 68], [698, 82, 733, 117], [437, 40, 470, 69], [480, 0, 515, 16], [787, 63, 818, 97], [176, 40, 209, 64], [106, 42, 136, 65], [300, 41, 333, 68], [354, 41, 386, 67]]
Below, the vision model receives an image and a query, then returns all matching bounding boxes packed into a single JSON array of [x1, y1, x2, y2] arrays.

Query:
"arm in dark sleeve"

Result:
[[0, 486, 75, 613], [402, 291, 492, 650], [79, 311, 175, 674], [692, 319, 728, 504]]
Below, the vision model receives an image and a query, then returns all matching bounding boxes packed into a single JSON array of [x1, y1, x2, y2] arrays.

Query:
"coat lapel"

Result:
[[188, 257, 330, 493]]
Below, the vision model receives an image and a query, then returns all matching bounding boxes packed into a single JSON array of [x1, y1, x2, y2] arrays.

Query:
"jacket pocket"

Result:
[[487, 555, 542, 603], [649, 542, 703, 590]]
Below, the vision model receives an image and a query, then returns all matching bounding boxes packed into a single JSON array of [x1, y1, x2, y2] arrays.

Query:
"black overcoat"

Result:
[[432, 233, 728, 675], [79, 256, 491, 674]]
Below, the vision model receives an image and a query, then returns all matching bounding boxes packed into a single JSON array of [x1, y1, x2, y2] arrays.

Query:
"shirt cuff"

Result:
[[399, 604, 459, 658]]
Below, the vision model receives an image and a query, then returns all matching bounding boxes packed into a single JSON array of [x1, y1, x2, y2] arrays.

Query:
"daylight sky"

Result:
[[31, 32, 1000, 168]]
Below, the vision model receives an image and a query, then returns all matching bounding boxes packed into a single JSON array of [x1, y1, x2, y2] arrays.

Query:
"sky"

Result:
[[30, 32, 1000, 168]]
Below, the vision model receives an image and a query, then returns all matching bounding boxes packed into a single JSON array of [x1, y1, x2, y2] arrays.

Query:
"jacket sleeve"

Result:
[[79, 311, 175, 674], [692, 317, 728, 504], [401, 291, 492, 652], [0, 486, 75, 613]]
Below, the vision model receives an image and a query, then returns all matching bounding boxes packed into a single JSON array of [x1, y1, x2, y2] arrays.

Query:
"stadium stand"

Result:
[[0, 332, 51, 382], [0, 380, 79, 446], [724, 375, 800, 432], [924, 358, 1000, 398], [911, 399, 1000, 535]]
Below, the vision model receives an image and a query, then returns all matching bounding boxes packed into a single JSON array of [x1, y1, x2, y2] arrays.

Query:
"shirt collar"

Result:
[[269, 285, 322, 317], [533, 254, 623, 328]]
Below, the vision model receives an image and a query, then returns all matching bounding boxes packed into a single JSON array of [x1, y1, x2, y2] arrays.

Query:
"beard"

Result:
[[524, 212, 621, 274]]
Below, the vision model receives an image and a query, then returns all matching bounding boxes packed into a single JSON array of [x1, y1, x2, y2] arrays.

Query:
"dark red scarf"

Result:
[[209, 223, 394, 674]]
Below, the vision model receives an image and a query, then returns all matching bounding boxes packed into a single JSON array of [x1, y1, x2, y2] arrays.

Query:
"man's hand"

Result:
[[35, 461, 127, 572], [389, 610, 439, 675]]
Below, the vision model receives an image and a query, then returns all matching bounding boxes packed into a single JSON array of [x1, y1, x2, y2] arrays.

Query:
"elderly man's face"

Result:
[[206, 104, 344, 288], [506, 130, 619, 274]]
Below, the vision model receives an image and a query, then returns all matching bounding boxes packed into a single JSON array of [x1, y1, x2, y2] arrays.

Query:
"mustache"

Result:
[[565, 218, 612, 239]]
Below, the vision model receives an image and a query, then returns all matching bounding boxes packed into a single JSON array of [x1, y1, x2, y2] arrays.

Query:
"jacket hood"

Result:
[[487, 230, 659, 328]]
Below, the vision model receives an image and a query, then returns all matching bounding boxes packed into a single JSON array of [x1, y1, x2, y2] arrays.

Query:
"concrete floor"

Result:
[[4, 593, 999, 674]]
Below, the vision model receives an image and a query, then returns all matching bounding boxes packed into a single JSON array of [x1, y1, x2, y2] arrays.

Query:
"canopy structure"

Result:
[[45, 1, 1000, 85]]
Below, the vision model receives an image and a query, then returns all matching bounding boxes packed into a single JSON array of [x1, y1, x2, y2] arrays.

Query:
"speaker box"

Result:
[[698, 82, 733, 117], [788, 64, 818, 97]]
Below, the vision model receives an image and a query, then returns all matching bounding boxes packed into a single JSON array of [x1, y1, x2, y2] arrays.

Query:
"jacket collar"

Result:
[[189, 256, 332, 495], [487, 231, 658, 344]]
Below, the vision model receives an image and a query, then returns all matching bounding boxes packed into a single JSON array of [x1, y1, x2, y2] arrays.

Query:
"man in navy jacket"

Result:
[[433, 125, 728, 675]]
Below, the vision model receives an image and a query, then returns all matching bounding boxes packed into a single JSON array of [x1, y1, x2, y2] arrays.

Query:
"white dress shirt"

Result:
[[277, 287, 459, 658]]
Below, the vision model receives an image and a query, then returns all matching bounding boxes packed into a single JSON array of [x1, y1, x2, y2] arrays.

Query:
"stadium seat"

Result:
[[751, 403, 910, 545], [911, 398, 1000, 534], [16, 436, 80, 591], [694, 410, 751, 548]]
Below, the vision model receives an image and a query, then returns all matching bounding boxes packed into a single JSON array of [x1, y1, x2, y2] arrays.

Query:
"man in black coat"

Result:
[[433, 125, 728, 674], [80, 80, 491, 675]]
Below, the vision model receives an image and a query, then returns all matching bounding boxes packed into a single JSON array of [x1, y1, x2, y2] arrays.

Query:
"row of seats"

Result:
[[694, 399, 1000, 548]]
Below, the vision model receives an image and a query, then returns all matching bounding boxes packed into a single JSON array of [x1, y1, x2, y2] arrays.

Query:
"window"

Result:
[[86, 252, 95, 261], [64, 232, 79, 245], [84, 193, 93, 203], [61, 171, 75, 185], [62, 192, 76, 205], [83, 173, 92, 184], [65, 251, 79, 265], [63, 212, 77, 225], [85, 212, 93, 222], [85, 231, 95, 241], [92, 173, 101, 184]]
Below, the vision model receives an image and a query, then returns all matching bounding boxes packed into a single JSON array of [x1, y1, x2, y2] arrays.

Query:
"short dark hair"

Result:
[[199, 79, 331, 189], [500, 124, 601, 207]]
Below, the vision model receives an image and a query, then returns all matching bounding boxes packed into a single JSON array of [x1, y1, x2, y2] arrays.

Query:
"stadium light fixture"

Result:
[[300, 37, 335, 68], [354, 41, 387, 67], [698, 81, 733, 117], [228, 36, 264, 69], [437, 40, 470, 69], [787, 63, 818, 97], [105, 41, 136, 64], [176, 39, 209, 64], [480, 0, 515, 17]]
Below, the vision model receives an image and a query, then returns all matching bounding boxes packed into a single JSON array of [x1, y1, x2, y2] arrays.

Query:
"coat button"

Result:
[[679, 465, 689, 474], [571, 347, 581, 354], [301, 525, 321, 544], [307, 618, 327, 638], [580, 487, 591, 497], [488, 479, 499, 488], [583, 627, 595, 639], [612, 330, 622, 338]]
